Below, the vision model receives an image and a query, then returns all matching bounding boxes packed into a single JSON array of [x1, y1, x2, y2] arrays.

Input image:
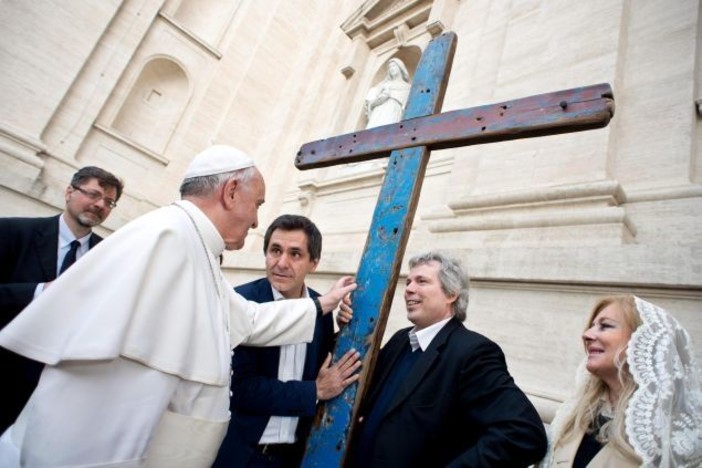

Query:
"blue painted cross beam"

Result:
[[298, 32, 614, 467]]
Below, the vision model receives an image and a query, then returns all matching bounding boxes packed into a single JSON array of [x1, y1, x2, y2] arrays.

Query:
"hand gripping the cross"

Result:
[[317, 276, 357, 315], [335, 294, 353, 329], [315, 278, 361, 400], [315, 348, 361, 401]]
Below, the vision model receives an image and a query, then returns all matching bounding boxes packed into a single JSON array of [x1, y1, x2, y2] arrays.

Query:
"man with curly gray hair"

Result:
[[348, 251, 547, 467]]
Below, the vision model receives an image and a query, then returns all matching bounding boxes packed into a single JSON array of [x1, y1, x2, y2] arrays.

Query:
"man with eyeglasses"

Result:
[[0, 165, 124, 433]]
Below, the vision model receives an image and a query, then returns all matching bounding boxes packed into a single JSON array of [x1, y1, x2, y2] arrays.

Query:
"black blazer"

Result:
[[0, 214, 102, 431], [212, 277, 334, 468], [0, 215, 102, 325], [351, 318, 547, 468]]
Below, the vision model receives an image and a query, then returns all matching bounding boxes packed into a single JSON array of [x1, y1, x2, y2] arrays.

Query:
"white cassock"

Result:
[[0, 200, 318, 467]]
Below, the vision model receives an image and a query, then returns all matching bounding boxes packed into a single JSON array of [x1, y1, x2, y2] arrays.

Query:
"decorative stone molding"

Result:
[[429, 207, 636, 236], [0, 124, 47, 169], [445, 180, 626, 213], [158, 12, 223, 59], [422, 180, 636, 243], [297, 162, 387, 197], [393, 23, 410, 47], [296, 189, 316, 217], [93, 124, 169, 165], [459, 245, 702, 288], [307, 153, 454, 204], [625, 184, 702, 203], [298, 191, 312, 207], [425, 20, 445, 37], [341, 0, 432, 49]]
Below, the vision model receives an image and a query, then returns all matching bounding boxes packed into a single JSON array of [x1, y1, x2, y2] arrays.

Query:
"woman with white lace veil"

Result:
[[543, 295, 702, 467]]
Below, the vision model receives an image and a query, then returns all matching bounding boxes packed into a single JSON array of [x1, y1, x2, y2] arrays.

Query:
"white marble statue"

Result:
[[364, 58, 411, 128]]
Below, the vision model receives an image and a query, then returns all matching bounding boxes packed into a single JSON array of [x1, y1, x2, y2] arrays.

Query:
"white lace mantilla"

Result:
[[625, 297, 702, 467]]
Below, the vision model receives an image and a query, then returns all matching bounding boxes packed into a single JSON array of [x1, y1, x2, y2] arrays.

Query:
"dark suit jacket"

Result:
[[0, 214, 102, 431], [350, 318, 547, 468], [213, 277, 334, 468], [0, 215, 102, 325]]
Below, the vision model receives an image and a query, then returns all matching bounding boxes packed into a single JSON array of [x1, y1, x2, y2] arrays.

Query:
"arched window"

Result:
[[112, 58, 189, 154]]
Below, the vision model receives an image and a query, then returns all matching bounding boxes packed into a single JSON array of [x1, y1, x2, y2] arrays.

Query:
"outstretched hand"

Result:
[[315, 349, 362, 401], [319, 276, 356, 315]]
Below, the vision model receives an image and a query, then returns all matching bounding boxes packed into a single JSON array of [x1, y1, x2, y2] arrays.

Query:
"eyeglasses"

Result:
[[72, 185, 118, 209]]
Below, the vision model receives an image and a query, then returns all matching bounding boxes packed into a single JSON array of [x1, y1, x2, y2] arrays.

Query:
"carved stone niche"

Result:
[[340, 0, 459, 49], [298, 1, 462, 222]]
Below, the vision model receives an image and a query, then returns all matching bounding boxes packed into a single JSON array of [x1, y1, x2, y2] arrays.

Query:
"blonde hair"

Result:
[[554, 295, 642, 463]]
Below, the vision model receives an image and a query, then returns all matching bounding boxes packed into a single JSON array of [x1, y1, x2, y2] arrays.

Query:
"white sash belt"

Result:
[[145, 411, 228, 467]]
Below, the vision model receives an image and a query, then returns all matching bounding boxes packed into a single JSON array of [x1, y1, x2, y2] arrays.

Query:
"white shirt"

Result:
[[258, 287, 310, 444], [56, 213, 91, 273], [33, 214, 92, 299], [409, 317, 452, 352], [0, 201, 318, 467]]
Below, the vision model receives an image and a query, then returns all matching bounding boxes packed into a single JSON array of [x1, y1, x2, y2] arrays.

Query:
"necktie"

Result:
[[60, 240, 81, 274], [409, 332, 421, 352]]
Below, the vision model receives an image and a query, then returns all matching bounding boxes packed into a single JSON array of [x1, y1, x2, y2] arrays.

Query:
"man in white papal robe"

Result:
[[0, 146, 356, 467]]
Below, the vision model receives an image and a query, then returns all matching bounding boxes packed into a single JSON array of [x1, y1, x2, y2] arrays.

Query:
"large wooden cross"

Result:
[[298, 32, 614, 467]]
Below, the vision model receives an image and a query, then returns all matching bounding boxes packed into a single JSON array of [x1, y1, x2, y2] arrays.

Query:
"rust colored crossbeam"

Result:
[[296, 83, 614, 170]]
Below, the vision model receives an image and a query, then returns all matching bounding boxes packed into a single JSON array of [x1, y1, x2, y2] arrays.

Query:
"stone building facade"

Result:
[[1, 0, 701, 421]]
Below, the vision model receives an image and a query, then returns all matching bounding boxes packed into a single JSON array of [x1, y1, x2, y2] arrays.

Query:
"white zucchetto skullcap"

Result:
[[183, 145, 255, 179]]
